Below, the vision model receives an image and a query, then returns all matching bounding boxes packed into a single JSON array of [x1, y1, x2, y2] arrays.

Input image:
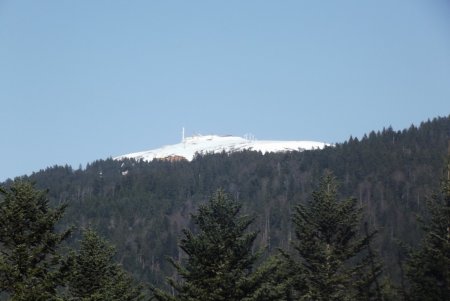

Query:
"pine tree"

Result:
[[152, 189, 272, 301], [282, 173, 383, 300], [64, 228, 144, 301], [405, 157, 450, 301], [0, 181, 71, 300]]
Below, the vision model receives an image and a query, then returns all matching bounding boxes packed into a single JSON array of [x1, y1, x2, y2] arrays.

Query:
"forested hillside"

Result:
[[6, 115, 450, 287]]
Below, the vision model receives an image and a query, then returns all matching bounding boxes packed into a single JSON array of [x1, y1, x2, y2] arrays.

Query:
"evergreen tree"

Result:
[[248, 254, 297, 301], [405, 157, 450, 301], [152, 189, 271, 301], [64, 228, 144, 301], [354, 223, 385, 301], [0, 181, 70, 300], [282, 173, 382, 300]]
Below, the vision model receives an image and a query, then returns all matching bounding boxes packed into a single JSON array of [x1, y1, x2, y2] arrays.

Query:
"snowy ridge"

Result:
[[114, 134, 329, 162]]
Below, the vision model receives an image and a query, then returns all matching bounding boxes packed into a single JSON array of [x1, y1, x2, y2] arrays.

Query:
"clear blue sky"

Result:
[[1, 0, 449, 181]]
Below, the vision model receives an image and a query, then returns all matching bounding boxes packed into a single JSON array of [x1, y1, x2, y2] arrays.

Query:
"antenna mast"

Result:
[[182, 127, 185, 142]]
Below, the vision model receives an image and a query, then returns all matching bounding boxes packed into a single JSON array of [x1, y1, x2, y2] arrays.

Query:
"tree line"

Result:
[[1, 162, 448, 300]]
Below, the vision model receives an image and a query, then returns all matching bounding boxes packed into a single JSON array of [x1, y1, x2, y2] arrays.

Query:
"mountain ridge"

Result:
[[9, 115, 449, 287], [114, 134, 329, 162]]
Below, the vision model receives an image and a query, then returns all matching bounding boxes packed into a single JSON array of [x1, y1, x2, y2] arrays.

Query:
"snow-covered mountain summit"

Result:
[[114, 134, 329, 162]]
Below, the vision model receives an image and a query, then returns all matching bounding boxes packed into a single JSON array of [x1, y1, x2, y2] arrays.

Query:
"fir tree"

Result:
[[64, 228, 144, 301], [248, 254, 297, 301], [282, 173, 383, 300], [0, 181, 70, 300], [405, 157, 450, 301], [152, 189, 272, 301], [353, 223, 385, 301]]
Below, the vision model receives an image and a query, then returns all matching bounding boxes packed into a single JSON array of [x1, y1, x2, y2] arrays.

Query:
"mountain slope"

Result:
[[114, 134, 328, 162], [10, 115, 450, 287]]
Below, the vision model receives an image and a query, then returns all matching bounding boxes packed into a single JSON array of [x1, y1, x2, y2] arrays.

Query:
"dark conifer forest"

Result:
[[1, 115, 449, 300]]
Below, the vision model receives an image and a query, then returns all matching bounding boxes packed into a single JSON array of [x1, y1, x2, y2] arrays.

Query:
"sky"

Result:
[[1, 0, 449, 181]]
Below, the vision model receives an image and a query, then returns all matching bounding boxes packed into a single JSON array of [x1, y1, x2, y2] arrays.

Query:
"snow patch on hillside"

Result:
[[114, 134, 329, 162]]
